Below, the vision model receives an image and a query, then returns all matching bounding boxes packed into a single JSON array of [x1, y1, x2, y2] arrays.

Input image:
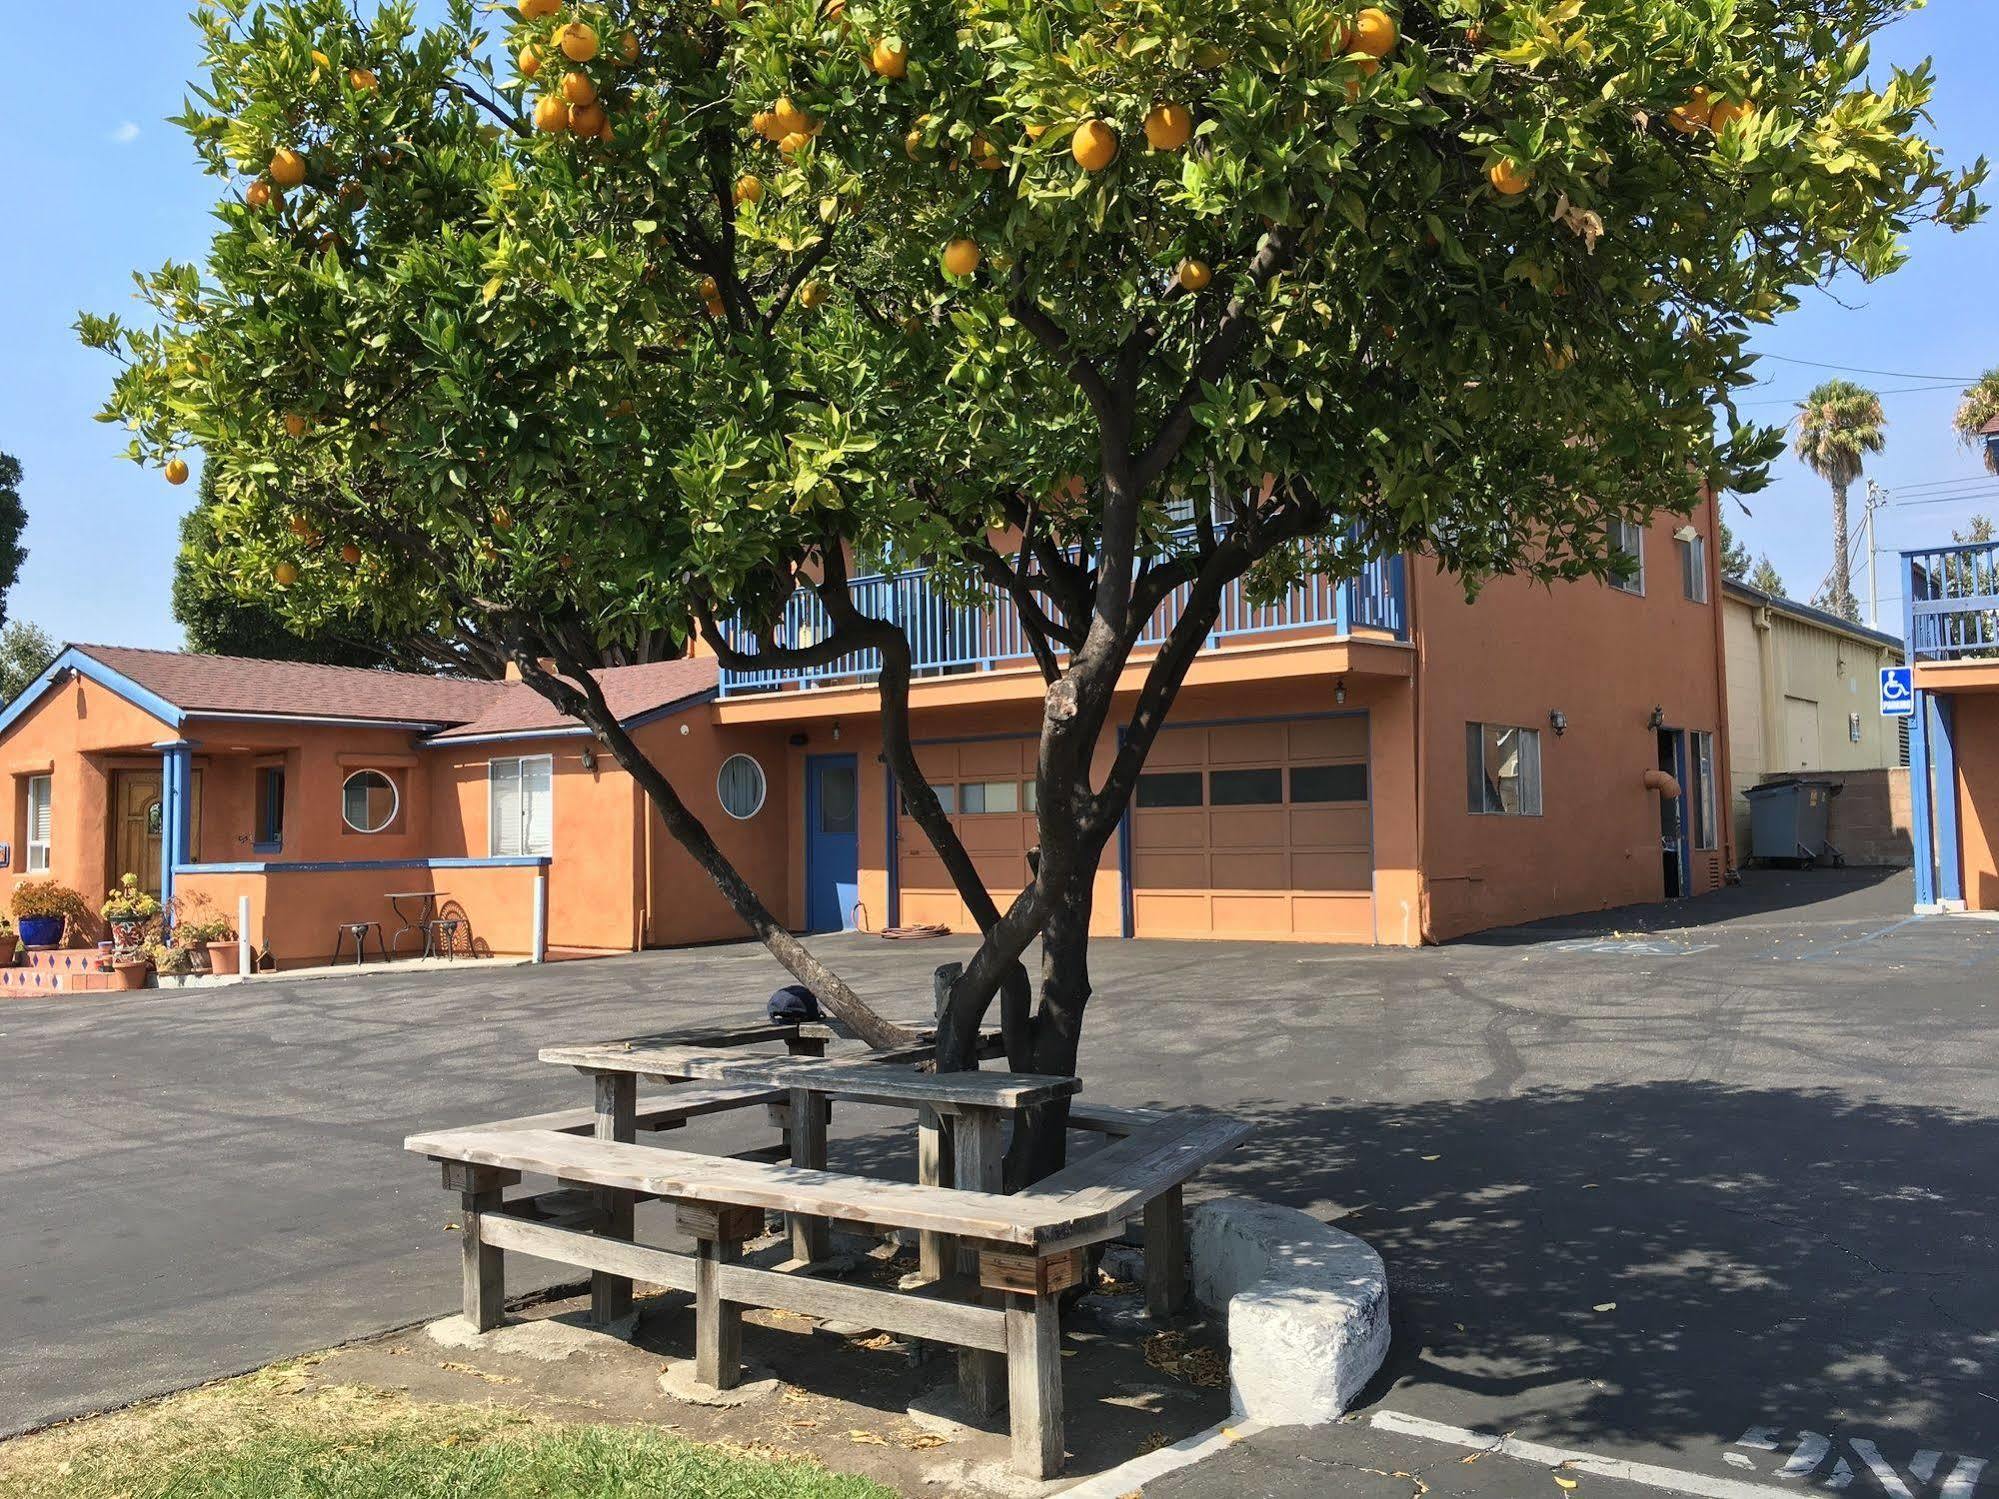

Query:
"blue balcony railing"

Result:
[[717, 543, 1408, 697], [1906, 541, 1999, 661]]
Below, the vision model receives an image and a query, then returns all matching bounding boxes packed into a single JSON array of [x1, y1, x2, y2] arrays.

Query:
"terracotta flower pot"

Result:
[[112, 959, 150, 992], [0, 933, 18, 967], [206, 941, 243, 976]]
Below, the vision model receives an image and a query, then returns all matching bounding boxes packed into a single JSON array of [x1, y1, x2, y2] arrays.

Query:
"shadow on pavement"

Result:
[[1452, 866, 1912, 945]]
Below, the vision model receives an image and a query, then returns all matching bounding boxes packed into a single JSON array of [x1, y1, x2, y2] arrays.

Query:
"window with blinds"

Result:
[[488, 756, 553, 857], [25, 775, 51, 871]]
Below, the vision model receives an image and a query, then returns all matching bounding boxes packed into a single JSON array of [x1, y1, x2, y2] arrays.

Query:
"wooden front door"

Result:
[[113, 772, 164, 896]]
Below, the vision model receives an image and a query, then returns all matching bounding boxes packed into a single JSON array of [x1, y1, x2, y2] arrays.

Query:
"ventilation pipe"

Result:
[[1643, 767, 1681, 799]]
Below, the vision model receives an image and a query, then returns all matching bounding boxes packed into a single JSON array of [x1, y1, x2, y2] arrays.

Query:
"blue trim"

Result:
[[1930, 693, 1962, 904], [160, 742, 194, 918], [884, 763, 901, 930], [192, 711, 447, 730], [175, 856, 551, 876], [804, 753, 861, 933], [1909, 689, 1937, 907], [0, 647, 186, 740]]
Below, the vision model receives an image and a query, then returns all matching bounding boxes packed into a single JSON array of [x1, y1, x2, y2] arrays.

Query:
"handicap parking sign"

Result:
[[1880, 665, 1914, 717]]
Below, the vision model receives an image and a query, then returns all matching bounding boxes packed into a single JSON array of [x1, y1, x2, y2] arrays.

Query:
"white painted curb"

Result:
[[1190, 1198, 1390, 1426]]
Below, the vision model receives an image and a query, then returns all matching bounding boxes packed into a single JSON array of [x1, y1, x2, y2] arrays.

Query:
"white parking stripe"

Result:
[[1850, 1439, 1914, 1499], [1781, 1435, 1834, 1480], [1370, 1411, 1807, 1499], [1942, 1457, 1987, 1499]]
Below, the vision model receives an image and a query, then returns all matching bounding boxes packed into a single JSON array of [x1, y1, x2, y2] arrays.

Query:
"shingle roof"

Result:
[[75, 644, 508, 726], [428, 657, 719, 741]]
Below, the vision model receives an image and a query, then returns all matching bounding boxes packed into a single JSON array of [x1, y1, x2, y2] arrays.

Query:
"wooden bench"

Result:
[[408, 1104, 1249, 1478]]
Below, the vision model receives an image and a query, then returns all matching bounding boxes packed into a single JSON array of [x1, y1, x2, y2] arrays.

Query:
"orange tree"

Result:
[[90, 0, 1980, 1171]]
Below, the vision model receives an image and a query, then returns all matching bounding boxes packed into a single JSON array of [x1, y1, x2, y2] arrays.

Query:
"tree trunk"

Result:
[[1830, 479, 1855, 620], [1003, 880, 1094, 1189]]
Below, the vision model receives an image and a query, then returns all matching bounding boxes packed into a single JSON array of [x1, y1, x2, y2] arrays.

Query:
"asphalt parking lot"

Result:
[[1, 867, 1993, 1499]]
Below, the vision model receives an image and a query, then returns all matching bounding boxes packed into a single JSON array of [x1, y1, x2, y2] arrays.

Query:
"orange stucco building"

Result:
[[0, 503, 1732, 967]]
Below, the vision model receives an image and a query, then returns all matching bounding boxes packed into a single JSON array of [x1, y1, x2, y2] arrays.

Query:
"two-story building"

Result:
[[0, 503, 1731, 966]]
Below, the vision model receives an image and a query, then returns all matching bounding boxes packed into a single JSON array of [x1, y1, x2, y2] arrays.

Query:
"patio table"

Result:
[[386, 890, 449, 957], [538, 1030, 1080, 1412]]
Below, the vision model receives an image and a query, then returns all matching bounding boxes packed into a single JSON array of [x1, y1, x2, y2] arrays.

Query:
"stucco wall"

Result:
[[1415, 501, 1731, 941], [1953, 693, 1999, 912]]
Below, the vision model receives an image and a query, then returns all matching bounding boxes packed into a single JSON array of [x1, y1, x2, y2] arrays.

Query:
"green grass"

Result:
[[1, 1366, 898, 1499]]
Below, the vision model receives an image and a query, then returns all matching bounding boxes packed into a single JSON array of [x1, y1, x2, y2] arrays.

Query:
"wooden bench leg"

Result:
[[681, 1203, 757, 1391], [592, 1073, 637, 1327], [1144, 1184, 1188, 1319], [1006, 1290, 1065, 1479], [461, 1185, 505, 1332], [916, 1106, 954, 1282], [787, 1087, 831, 1264], [954, 1109, 1006, 1415]]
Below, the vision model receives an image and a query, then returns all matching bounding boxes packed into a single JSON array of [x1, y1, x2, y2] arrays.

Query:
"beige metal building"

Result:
[[1722, 580, 1909, 864]]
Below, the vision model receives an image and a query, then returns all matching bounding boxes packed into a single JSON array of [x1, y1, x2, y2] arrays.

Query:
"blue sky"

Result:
[[0, 2, 1993, 650]]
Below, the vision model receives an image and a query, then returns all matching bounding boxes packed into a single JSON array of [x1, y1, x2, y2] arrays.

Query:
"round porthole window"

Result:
[[342, 769, 400, 833], [717, 754, 767, 820]]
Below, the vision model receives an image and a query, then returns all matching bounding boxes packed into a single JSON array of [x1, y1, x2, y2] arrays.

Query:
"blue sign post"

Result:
[[1880, 665, 1914, 718]]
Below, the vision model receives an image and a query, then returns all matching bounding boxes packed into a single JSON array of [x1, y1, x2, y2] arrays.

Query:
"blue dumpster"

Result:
[[1743, 777, 1839, 865]]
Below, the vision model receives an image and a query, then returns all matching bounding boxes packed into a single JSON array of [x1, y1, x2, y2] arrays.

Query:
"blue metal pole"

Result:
[[1908, 692, 1936, 909], [155, 739, 195, 919], [1930, 692, 1963, 908]]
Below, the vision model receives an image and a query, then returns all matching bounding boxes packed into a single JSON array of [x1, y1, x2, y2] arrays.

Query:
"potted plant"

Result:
[[148, 939, 194, 983], [110, 946, 153, 992], [101, 874, 164, 952], [12, 879, 83, 950], [0, 916, 17, 967], [177, 915, 239, 975]]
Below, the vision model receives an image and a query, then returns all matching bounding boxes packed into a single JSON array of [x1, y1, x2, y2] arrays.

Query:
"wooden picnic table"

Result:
[[407, 1019, 1252, 1479]]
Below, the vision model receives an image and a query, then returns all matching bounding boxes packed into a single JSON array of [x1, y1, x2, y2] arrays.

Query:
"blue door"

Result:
[[806, 755, 861, 932]]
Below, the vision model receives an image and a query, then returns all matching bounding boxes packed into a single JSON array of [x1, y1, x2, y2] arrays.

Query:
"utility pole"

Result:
[[1864, 479, 1886, 629]]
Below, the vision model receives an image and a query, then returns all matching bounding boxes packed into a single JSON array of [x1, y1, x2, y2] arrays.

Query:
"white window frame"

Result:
[[717, 754, 768, 820], [340, 768, 400, 834], [1610, 519, 1646, 595], [25, 774, 51, 872], [1467, 723, 1544, 817], [1680, 533, 1709, 604], [1692, 731, 1717, 850], [488, 754, 554, 858]]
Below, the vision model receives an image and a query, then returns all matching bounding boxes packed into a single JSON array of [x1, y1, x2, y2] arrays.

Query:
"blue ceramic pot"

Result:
[[18, 915, 65, 950]]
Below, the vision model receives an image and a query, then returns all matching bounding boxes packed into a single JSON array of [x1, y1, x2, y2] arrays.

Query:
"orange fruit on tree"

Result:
[[941, 237, 981, 277], [561, 70, 597, 106], [969, 133, 1002, 170], [245, 180, 276, 210], [618, 32, 640, 64], [340, 543, 362, 565], [534, 94, 570, 132], [1344, 56, 1380, 99], [1071, 117, 1118, 171], [1488, 158, 1531, 195], [597, 117, 615, 143], [274, 561, 300, 587], [270, 147, 308, 187], [1345, 7, 1397, 58], [704, 296, 726, 318], [282, 411, 309, 438], [1667, 87, 1712, 134], [555, 22, 599, 62], [1176, 258, 1212, 292], [751, 110, 779, 140], [734, 172, 764, 205], [904, 126, 928, 160], [519, 45, 542, 78], [348, 67, 378, 91], [1709, 96, 1755, 132], [1024, 120, 1050, 141], [491, 506, 515, 532], [799, 279, 830, 309], [1144, 102, 1193, 151], [164, 458, 190, 486], [870, 37, 909, 78], [288, 513, 316, 538], [568, 100, 606, 136], [520, 0, 559, 17], [312, 49, 330, 70], [771, 96, 811, 136], [699, 275, 720, 299], [778, 130, 812, 156]]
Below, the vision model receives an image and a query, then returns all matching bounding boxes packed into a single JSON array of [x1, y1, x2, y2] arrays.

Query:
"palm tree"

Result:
[[1952, 368, 1999, 476], [1793, 379, 1886, 622]]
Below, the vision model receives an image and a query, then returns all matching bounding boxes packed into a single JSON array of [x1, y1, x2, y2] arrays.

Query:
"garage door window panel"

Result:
[[1138, 770, 1205, 808], [1291, 763, 1368, 803], [959, 780, 1019, 815], [1211, 767, 1283, 806]]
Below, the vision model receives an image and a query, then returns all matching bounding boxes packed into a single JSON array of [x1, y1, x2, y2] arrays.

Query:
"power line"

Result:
[[1756, 353, 1982, 383], [1737, 381, 1966, 407]]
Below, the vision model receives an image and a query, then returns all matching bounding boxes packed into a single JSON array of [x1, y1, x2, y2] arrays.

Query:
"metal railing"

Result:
[[1906, 541, 1999, 661], [716, 541, 1408, 697]]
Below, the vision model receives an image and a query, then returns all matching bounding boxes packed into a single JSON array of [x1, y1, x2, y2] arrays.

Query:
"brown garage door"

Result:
[[1130, 715, 1373, 941], [895, 737, 1036, 931]]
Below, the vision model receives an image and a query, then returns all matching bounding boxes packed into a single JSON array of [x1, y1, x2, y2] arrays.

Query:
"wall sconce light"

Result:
[[579, 746, 597, 771], [1334, 679, 1347, 706], [1648, 705, 1666, 731], [679, 723, 690, 736], [1549, 709, 1568, 737], [832, 719, 842, 742], [1673, 524, 1699, 544]]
